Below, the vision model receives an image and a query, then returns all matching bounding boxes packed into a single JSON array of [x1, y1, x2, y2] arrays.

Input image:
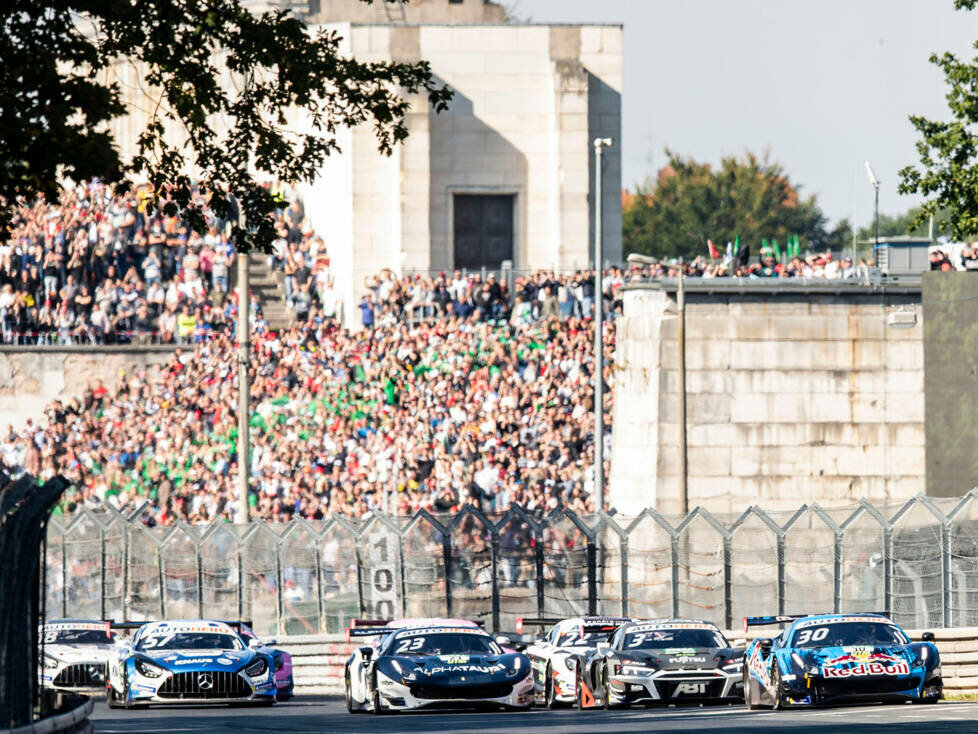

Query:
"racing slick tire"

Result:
[[371, 682, 389, 715], [602, 663, 629, 710], [106, 685, 124, 709], [575, 667, 584, 710], [744, 667, 761, 710], [345, 667, 363, 714], [544, 664, 559, 708], [771, 666, 786, 711]]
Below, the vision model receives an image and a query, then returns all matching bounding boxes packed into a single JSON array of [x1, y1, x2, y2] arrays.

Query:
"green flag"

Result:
[[771, 238, 781, 262]]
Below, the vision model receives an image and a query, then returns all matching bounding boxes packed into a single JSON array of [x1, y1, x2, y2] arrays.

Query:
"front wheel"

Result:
[[771, 666, 786, 711], [575, 667, 584, 710], [544, 664, 558, 708], [371, 684, 388, 715], [744, 667, 760, 710], [345, 667, 362, 714], [106, 685, 124, 709]]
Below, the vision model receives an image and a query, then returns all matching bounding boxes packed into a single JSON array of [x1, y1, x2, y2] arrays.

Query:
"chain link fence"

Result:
[[45, 491, 978, 637]]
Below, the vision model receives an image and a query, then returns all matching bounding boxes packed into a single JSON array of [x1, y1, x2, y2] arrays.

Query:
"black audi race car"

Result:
[[345, 623, 534, 713], [572, 619, 746, 708]]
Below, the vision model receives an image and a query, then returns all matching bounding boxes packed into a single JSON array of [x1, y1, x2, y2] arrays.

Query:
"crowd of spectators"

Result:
[[4, 300, 614, 524]]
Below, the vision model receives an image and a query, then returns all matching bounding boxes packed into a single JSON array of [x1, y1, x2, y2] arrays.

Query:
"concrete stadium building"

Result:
[[108, 0, 623, 324]]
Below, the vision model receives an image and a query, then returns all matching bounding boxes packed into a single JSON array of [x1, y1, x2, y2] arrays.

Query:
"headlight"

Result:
[[722, 659, 743, 671], [791, 653, 806, 669], [42, 654, 60, 670], [389, 659, 417, 681], [245, 659, 268, 678], [619, 664, 656, 676], [135, 659, 164, 678], [564, 657, 576, 672], [507, 656, 524, 675]]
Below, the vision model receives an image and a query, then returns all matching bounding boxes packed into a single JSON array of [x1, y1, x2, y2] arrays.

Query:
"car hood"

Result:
[[621, 647, 728, 671], [384, 653, 527, 683], [45, 643, 117, 663], [139, 649, 256, 671], [794, 645, 915, 671]]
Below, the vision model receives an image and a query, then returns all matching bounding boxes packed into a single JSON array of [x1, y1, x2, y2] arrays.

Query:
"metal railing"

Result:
[[44, 491, 978, 637]]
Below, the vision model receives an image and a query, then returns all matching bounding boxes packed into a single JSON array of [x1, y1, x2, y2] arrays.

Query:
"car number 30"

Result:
[[795, 628, 829, 645]]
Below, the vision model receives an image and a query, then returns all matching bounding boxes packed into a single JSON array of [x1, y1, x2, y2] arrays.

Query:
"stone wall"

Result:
[[0, 348, 175, 430], [610, 282, 926, 515]]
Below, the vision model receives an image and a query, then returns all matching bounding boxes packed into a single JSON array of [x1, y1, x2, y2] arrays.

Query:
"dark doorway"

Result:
[[453, 194, 515, 270]]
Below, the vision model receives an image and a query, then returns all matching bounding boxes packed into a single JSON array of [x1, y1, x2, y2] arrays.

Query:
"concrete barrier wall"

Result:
[[611, 283, 925, 515], [281, 627, 978, 695]]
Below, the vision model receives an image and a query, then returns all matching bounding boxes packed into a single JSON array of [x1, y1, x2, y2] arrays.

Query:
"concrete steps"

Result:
[[246, 252, 292, 332]]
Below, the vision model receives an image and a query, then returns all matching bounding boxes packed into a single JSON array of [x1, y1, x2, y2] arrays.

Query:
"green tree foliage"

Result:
[[855, 206, 953, 242], [623, 150, 839, 261], [0, 0, 452, 251], [898, 0, 978, 240]]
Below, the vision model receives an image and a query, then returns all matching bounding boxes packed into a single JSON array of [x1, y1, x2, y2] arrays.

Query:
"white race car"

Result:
[[39, 619, 121, 695], [521, 616, 631, 707], [345, 620, 533, 713]]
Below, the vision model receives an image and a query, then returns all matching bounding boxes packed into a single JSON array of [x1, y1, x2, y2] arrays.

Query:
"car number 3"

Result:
[[795, 628, 828, 645], [395, 638, 425, 654]]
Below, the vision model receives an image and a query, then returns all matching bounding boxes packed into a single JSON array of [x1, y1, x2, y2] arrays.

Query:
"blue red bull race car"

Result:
[[743, 612, 943, 708]]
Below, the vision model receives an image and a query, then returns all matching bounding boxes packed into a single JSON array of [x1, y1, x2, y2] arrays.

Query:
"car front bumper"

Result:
[[376, 670, 535, 711], [609, 667, 743, 705]]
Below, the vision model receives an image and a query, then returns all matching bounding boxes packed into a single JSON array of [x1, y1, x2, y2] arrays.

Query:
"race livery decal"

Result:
[[747, 646, 770, 688], [821, 661, 911, 678], [795, 616, 894, 629], [628, 622, 720, 633]]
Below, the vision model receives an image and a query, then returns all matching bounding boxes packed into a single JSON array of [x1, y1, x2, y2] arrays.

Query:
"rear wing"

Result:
[[107, 620, 255, 635], [515, 617, 564, 635], [345, 618, 487, 643], [743, 611, 891, 634]]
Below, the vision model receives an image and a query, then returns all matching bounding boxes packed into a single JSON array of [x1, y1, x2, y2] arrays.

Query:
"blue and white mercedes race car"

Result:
[[743, 612, 943, 708], [106, 620, 277, 708], [520, 616, 631, 707], [345, 622, 534, 713], [39, 619, 121, 695]]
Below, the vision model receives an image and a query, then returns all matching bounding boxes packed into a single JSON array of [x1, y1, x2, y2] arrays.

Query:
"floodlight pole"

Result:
[[593, 137, 613, 513], [237, 236, 250, 525]]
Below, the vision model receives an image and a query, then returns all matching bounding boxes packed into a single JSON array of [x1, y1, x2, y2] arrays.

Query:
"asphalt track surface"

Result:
[[90, 697, 978, 733]]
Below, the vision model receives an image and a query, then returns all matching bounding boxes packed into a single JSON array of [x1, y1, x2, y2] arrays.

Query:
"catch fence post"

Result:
[[671, 533, 680, 618], [777, 531, 786, 617], [942, 521, 951, 628], [196, 543, 204, 619], [443, 531, 453, 618], [723, 535, 732, 630], [99, 525, 107, 622], [587, 538, 597, 616], [490, 531, 500, 634], [620, 536, 629, 617], [315, 545, 325, 633], [275, 541, 285, 636], [833, 530, 842, 614]]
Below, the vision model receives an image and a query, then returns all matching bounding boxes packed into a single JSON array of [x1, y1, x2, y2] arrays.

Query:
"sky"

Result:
[[512, 0, 978, 229]]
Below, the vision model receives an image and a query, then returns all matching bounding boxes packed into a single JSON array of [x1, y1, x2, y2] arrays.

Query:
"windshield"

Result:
[[43, 629, 115, 645], [135, 632, 244, 652], [791, 622, 908, 648], [622, 628, 726, 651], [557, 631, 613, 647], [387, 633, 501, 656]]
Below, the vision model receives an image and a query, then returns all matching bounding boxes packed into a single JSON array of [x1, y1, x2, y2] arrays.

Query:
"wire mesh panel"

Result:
[[127, 526, 162, 620], [447, 510, 494, 625], [102, 516, 127, 620], [357, 518, 403, 622], [279, 521, 320, 635], [675, 513, 725, 625], [62, 512, 103, 620], [594, 520, 625, 616], [320, 520, 358, 633], [729, 511, 779, 622], [541, 512, 590, 619], [161, 525, 200, 620], [949, 495, 978, 627], [402, 515, 446, 619], [890, 501, 945, 629], [783, 508, 837, 614], [839, 508, 886, 613], [44, 519, 65, 618], [201, 525, 240, 622], [496, 513, 537, 631], [623, 513, 674, 619], [241, 524, 281, 636]]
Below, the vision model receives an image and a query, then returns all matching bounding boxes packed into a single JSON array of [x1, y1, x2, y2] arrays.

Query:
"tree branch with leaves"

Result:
[[0, 0, 453, 251]]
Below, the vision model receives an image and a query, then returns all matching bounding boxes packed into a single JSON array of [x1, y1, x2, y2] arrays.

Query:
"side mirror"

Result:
[[494, 635, 512, 646], [596, 642, 610, 653], [263, 638, 277, 646], [248, 638, 263, 649], [921, 631, 936, 643], [759, 638, 772, 654], [359, 646, 374, 661], [513, 642, 527, 652], [565, 657, 577, 670], [732, 638, 747, 648]]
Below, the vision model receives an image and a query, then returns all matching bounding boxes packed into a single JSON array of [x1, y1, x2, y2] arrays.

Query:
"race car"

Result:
[[520, 616, 631, 707], [743, 612, 943, 708], [344, 622, 534, 713], [572, 619, 746, 708], [238, 623, 293, 700], [106, 620, 277, 708], [39, 619, 121, 694]]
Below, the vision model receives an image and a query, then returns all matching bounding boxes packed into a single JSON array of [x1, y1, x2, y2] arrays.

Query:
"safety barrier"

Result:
[[279, 627, 978, 695], [46, 491, 978, 637], [0, 697, 92, 734]]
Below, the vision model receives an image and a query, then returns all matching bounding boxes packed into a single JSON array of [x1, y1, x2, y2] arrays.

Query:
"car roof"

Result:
[[136, 620, 240, 635], [388, 618, 481, 630], [623, 618, 721, 629], [789, 614, 896, 629]]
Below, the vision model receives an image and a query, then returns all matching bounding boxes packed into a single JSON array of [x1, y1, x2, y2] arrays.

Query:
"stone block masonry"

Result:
[[610, 282, 925, 515]]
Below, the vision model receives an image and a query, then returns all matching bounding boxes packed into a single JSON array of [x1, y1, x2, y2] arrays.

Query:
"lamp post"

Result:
[[865, 161, 880, 255], [593, 137, 613, 514]]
